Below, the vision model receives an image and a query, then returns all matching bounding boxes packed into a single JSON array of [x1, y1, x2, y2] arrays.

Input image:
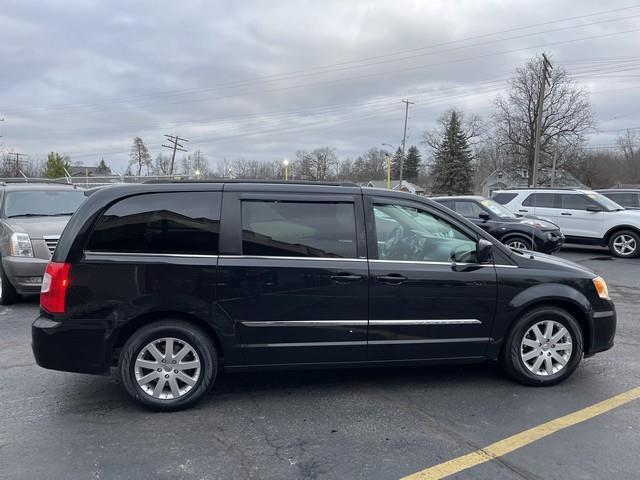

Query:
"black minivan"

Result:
[[33, 181, 616, 410]]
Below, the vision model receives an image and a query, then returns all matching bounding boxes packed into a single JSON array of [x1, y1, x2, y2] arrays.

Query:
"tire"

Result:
[[503, 235, 533, 251], [608, 229, 640, 258], [0, 263, 21, 306], [501, 306, 584, 386], [119, 320, 218, 411]]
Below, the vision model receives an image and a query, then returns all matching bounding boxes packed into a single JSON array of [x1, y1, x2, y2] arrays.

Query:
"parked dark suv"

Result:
[[33, 181, 616, 410], [432, 195, 564, 253]]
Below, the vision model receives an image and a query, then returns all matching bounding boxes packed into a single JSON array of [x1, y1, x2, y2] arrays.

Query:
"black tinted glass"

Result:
[[88, 192, 221, 254], [491, 192, 517, 204], [522, 193, 556, 208], [559, 194, 594, 210], [242, 201, 357, 258], [605, 192, 634, 207]]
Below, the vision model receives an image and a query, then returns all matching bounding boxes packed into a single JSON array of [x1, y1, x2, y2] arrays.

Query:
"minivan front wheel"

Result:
[[608, 230, 640, 258], [119, 320, 217, 411], [502, 306, 583, 386]]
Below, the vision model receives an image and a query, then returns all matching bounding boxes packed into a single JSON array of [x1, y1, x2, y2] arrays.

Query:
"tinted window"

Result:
[[491, 192, 517, 204], [604, 192, 634, 207], [522, 193, 556, 208], [374, 204, 477, 263], [3, 189, 85, 217], [242, 201, 357, 258], [88, 192, 221, 254], [559, 194, 597, 210], [453, 201, 486, 219]]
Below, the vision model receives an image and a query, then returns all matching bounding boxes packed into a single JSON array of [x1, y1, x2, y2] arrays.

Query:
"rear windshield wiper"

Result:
[[7, 212, 73, 218]]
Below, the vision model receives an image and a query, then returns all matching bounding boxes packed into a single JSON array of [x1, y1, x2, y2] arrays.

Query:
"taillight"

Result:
[[40, 262, 71, 314]]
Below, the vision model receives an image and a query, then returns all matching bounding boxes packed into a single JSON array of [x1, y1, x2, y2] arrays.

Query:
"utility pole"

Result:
[[400, 99, 414, 185], [8, 152, 28, 177], [531, 54, 553, 188], [162, 134, 189, 175]]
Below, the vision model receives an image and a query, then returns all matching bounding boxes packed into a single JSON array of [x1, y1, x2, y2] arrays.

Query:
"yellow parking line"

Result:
[[402, 386, 640, 480]]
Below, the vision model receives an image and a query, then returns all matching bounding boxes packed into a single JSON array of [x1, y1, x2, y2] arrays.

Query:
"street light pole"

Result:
[[283, 159, 290, 181], [381, 143, 396, 189]]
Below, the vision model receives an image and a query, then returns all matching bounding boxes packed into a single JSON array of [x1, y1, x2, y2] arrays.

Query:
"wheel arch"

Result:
[[604, 224, 640, 244], [111, 310, 226, 365]]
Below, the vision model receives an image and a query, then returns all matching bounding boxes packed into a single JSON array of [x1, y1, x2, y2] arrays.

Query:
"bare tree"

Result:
[[616, 129, 640, 182], [153, 153, 172, 175], [295, 147, 337, 181], [129, 137, 151, 176], [493, 55, 594, 184]]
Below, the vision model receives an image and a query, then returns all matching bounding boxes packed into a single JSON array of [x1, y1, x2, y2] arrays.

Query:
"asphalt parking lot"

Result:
[[1, 246, 639, 480]]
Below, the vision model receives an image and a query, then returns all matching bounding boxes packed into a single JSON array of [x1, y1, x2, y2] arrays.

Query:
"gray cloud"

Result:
[[1, 0, 638, 170]]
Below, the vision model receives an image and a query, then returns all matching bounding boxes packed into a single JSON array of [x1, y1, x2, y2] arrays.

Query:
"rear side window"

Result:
[[241, 201, 357, 258], [522, 193, 556, 208], [491, 192, 517, 205], [87, 192, 221, 254]]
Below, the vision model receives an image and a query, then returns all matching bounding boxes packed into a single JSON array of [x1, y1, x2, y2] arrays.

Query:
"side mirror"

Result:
[[586, 205, 602, 212], [478, 212, 491, 221], [476, 238, 493, 263]]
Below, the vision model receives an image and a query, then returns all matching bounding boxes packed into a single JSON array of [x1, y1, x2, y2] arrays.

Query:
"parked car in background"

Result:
[[432, 195, 564, 253], [33, 181, 616, 410], [492, 188, 640, 258], [596, 189, 640, 210], [0, 183, 86, 304]]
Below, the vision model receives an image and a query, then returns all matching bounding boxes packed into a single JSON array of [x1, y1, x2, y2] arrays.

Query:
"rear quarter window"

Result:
[[87, 192, 221, 254]]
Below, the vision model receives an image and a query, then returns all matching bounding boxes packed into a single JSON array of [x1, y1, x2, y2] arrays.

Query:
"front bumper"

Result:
[[32, 315, 111, 374], [537, 231, 564, 254], [2, 256, 48, 294], [586, 303, 617, 356]]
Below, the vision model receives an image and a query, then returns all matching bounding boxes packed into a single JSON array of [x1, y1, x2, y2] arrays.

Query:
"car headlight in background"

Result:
[[9, 232, 34, 257], [592, 276, 610, 300]]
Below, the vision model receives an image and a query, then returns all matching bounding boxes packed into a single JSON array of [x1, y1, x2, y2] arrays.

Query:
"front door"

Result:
[[365, 196, 497, 361], [217, 189, 368, 365], [557, 193, 604, 239]]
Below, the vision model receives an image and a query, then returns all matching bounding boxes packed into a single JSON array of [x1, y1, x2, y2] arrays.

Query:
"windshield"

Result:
[[3, 190, 86, 218], [479, 198, 517, 219], [584, 191, 624, 212]]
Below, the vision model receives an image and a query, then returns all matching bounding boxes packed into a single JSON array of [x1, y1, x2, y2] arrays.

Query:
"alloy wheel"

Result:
[[507, 239, 529, 250], [520, 320, 573, 376], [134, 337, 201, 400], [612, 234, 637, 256]]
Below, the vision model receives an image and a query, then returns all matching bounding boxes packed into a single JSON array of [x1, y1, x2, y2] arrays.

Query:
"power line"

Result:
[[5, 9, 640, 118], [161, 134, 189, 175]]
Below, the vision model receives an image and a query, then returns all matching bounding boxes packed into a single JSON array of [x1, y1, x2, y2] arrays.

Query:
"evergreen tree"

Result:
[[430, 110, 474, 195], [403, 145, 421, 182], [97, 158, 111, 175], [43, 152, 70, 178], [391, 147, 403, 179]]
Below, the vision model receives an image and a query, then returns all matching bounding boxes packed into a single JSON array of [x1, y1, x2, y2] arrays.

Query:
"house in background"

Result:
[[481, 168, 584, 197], [69, 163, 112, 177], [365, 179, 427, 195]]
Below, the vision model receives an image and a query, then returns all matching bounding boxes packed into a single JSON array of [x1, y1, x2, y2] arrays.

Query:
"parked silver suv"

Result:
[[0, 183, 86, 304]]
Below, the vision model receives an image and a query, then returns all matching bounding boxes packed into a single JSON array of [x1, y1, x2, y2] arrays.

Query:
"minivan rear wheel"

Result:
[[119, 320, 217, 411], [502, 306, 583, 386], [608, 230, 640, 258]]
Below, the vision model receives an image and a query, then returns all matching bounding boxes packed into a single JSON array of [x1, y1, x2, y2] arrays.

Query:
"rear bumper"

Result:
[[586, 305, 617, 356], [32, 316, 111, 374], [2, 256, 48, 294]]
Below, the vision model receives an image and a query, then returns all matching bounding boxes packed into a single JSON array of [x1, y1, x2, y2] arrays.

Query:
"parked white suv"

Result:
[[492, 188, 640, 258]]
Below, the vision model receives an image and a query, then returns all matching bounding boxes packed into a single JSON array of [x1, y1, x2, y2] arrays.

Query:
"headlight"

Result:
[[592, 276, 610, 300], [9, 232, 34, 257]]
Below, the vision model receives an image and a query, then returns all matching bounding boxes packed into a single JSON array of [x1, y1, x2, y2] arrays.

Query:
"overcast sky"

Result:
[[1, 0, 639, 172]]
